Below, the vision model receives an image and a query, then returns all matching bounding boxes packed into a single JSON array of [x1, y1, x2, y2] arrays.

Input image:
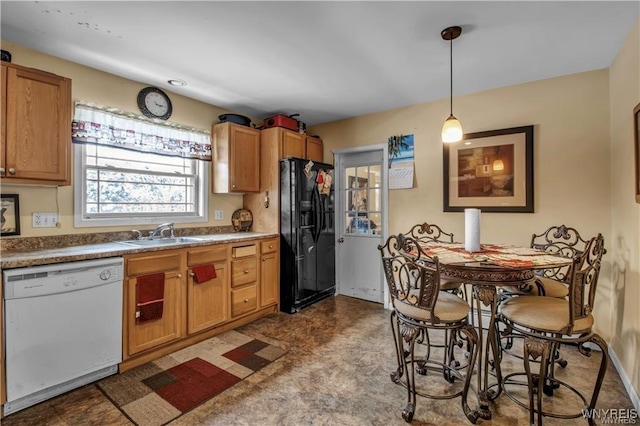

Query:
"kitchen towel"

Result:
[[465, 208, 481, 252], [192, 264, 217, 284], [136, 272, 165, 323]]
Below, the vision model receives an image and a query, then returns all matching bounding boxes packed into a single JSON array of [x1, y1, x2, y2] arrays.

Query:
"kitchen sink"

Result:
[[117, 237, 205, 247]]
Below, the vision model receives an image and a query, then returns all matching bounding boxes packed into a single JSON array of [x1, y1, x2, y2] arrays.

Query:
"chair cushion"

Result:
[[394, 291, 470, 323], [439, 277, 464, 291], [502, 277, 569, 298], [501, 296, 593, 334]]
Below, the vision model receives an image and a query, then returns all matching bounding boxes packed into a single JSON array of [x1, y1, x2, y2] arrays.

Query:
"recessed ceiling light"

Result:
[[168, 79, 186, 87]]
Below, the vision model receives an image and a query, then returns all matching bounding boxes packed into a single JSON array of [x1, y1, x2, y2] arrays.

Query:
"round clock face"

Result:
[[137, 87, 172, 120]]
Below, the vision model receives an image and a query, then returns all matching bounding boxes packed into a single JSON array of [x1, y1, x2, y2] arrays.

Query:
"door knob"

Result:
[[338, 237, 345, 243], [8, 168, 16, 175]]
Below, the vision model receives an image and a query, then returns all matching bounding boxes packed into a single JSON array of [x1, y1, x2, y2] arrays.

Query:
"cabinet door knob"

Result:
[[177, 273, 182, 278], [0, 167, 4, 175], [243, 298, 249, 303], [243, 270, 249, 274], [8, 168, 16, 175], [262, 257, 267, 261], [189, 272, 195, 277], [232, 184, 236, 188], [269, 245, 273, 249]]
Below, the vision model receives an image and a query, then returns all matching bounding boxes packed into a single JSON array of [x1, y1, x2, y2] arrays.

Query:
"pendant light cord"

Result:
[[449, 36, 453, 116]]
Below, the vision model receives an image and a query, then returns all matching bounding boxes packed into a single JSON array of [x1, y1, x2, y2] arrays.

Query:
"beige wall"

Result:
[[313, 69, 612, 246], [0, 40, 244, 237], [609, 19, 640, 401]]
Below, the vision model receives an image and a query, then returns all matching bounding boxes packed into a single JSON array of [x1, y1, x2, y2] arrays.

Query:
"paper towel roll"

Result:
[[465, 208, 481, 252]]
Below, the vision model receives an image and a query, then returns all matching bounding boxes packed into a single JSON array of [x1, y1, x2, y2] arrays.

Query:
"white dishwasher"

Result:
[[3, 257, 123, 415]]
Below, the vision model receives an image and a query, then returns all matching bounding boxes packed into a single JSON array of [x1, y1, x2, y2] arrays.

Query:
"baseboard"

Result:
[[608, 344, 640, 411]]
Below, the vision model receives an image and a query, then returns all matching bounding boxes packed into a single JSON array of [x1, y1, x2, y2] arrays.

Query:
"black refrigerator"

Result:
[[280, 157, 335, 313]]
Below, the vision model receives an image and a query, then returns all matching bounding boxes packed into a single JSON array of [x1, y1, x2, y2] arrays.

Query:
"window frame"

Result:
[[73, 144, 209, 228]]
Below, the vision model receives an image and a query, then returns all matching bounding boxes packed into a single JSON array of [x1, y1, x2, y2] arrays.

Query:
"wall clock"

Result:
[[137, 87, 172, 120]]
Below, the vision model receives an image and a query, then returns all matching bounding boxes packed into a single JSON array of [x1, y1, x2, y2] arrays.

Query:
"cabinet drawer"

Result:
[[232, 244, 256, 258], [231, 257, 257, 287], [127, 252, 182, 276], [231, 285, 257, 317], [260, 239, 278, 254], [187, 244, 227, 266]]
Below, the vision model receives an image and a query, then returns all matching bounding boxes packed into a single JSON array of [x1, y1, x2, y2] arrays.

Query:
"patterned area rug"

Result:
[[97, 330, 287, 426]]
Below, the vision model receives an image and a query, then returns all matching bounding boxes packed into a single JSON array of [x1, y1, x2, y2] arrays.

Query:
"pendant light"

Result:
[[441, 26, 463, 143]]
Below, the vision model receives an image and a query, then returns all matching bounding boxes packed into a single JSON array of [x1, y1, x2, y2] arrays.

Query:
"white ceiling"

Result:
[[1, 1, 638, 126]]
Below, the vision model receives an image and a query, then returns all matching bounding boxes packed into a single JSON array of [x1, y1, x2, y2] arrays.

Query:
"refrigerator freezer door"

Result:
[[280, 158, 336, 313]]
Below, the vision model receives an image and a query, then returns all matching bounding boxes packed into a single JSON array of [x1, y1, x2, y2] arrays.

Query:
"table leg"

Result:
[[472, 285, 504, 420]]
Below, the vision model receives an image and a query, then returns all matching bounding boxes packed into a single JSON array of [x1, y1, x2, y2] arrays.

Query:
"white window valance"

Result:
[[71, 102, 212, 161]]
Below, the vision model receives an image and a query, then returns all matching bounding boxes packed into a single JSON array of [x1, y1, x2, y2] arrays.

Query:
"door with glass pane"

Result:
[[335, 148, 387, 303]]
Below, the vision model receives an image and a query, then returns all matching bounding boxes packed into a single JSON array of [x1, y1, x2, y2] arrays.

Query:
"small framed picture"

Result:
[[1, 194, 20, 236]]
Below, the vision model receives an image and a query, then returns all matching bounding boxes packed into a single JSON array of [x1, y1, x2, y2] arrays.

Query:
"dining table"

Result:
[[415, 241, 573, 420]]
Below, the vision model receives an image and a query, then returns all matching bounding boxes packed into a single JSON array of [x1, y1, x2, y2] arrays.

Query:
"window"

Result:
[[72, 103, 210, 227]]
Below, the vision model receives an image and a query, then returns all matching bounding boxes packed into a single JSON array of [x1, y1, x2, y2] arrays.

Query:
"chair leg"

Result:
[[524, 336, 551, 426], [403, 328, 417, 422], [586, 334, 609, 426], [389, 311, 405, 384], [459, 323, 480, 424]]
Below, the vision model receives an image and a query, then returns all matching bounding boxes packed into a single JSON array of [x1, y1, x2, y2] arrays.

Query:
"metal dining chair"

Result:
[[378, 233, 479, 423], [500, 225, 599, 369], [505, 225, 591, 298], [403, 223, 468, 299], [499, 233, 607, 425]]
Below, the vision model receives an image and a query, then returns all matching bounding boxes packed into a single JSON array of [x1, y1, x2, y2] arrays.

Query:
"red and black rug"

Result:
[[97, 330, 287, 426]]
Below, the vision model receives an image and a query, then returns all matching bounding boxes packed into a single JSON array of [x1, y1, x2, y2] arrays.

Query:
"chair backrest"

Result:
[[568, 233, 605, 331], [378, 233, 443, 322], [404, 222, 455, 243], [530, 224, 590, 282]]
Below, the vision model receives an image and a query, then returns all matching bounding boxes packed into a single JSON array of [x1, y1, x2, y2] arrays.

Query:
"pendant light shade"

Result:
[[442, 114, 463, 143], [441, 26, 463, 143]]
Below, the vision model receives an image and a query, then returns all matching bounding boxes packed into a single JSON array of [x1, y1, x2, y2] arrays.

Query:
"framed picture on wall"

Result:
[[1, 194, 20, 236], [443, 125, 534, 213], [634, 102, 640, 203]]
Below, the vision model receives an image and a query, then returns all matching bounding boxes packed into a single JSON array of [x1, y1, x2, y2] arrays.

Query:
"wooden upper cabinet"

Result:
[[212, 122, 260, 193], [305, 136, 323, 162], [1, 63, 71, 185], [282, 130, 304, 158]]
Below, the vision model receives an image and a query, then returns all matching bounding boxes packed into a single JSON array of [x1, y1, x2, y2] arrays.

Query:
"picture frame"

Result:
[[1, 194, 21, 236], [634, 102, 640, 203], [443, 125, 534, 213]]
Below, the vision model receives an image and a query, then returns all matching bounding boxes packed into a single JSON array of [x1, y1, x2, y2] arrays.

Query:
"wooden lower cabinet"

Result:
[[125, 250, 185, 356], [187, 245, 229, 334], [120, 238, 280, 371], [260, 238, 279, 308], [231, 285, 258, 317]]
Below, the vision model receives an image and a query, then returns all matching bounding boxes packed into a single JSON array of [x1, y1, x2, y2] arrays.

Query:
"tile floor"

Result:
[[2, 295, 636, 425]]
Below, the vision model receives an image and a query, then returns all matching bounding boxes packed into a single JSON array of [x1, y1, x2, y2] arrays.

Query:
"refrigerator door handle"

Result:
[[311, 187, 322, 243]]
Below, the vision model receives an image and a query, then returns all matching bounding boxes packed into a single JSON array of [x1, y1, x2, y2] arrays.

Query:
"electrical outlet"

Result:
[[214, 210, 224, 220], [32, 212, 59, 228]]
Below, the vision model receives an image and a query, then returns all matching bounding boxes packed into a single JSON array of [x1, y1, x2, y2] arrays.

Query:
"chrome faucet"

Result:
[[148, 223, 175, 239]]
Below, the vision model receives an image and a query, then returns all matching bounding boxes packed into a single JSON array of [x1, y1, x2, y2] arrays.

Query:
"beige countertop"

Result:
[[0, 232, 278, 270]]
